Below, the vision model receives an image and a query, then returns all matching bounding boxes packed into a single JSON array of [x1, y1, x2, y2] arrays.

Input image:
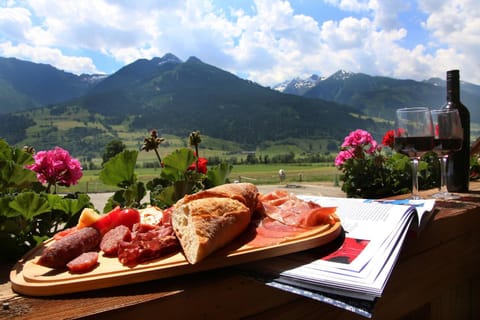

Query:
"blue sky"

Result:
[[0, 0, 479, 85]]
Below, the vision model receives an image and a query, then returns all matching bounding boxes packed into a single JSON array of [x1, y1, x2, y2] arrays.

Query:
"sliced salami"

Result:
[[66, 251, 99, 273], [100, 225, 132, 256], [118, 223, 180, 267]]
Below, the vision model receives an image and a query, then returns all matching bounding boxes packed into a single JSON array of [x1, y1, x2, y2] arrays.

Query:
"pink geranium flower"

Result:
[[342, 129, 373, 147], [334, 149, 354, 166], [336, 129, 380, 167], [26, 147, 83, 192]]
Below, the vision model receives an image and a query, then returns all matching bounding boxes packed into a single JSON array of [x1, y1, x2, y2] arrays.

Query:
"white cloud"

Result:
[[324, 0, 370, 12], [0, 7, 32, 41], [418, 0, 480, 81], [321, 17, 373, 50], [0, 41, 99, 74], [370, 0, 410, 30], [0, 0, 479, 85]]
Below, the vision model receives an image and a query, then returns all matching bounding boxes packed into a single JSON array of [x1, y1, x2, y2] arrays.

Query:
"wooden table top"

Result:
[[2, 182, 480, 319]]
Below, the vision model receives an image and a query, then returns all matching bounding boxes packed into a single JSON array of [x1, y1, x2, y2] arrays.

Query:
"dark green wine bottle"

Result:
[[443, 70, 470, 192]]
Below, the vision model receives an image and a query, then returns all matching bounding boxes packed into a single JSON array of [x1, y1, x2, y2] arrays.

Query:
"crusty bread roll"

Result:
[[177, 182, 260, 212], [171, 183, 259, 264], [172, 197, 251, 264]]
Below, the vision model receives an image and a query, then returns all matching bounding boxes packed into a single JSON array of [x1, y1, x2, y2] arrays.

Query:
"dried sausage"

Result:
[[118, 224, 180, 267], [100, 225, 131, 256], [67, 252, 99, 273], [37, 227, 101, 269]]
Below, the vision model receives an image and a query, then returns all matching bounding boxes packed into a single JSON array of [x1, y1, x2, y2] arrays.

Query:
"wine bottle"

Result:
[[443, 69, 470, 192]]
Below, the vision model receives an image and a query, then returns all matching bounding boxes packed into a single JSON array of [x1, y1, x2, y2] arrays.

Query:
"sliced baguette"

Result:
[[176, 182, 260, 212], [171, 197, 251, 264]]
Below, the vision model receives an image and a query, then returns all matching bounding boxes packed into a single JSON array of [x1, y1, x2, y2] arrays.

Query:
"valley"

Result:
[[1, 54, 478, 166]]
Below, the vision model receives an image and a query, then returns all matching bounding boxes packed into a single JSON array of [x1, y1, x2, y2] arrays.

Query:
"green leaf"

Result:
[[206, 162, 233, 187], [152, 185, 176, 208], [8, 192, 51, 220], [0, 196, 20, 218], [0, 160, 37, 191], [152, 180, 196, 208], [100, 150, 138, 187], [161, 148, 195, 180], [123, 181, 147, 208], [48, 193, 92, 216], [102, 181, 146, 211], [0, 139, 33, 165], [103, 191, 124, 213]]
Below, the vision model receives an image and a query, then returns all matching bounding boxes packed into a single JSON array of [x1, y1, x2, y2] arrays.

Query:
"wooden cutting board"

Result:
[[10, 221, 342, 296]]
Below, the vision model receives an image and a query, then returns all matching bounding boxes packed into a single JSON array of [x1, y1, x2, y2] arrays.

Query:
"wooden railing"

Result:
[[1, 183, 480, 319]]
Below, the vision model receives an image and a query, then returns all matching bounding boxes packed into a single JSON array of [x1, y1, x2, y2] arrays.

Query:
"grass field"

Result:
[[57, 162, 340, 194]]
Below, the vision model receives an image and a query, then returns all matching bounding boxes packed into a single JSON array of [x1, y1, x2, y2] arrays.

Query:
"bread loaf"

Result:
[[176, 182, 260, 212], [171, 183, 259, 264]]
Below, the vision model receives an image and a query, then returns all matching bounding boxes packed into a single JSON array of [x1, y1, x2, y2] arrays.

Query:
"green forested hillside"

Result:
[[303, 71, 480, 122], [0, 55, 388, 159], [0, 57, 101, 114]]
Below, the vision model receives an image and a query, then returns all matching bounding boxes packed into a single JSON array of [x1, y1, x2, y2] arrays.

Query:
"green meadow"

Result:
[[57, 162, 339, 194]]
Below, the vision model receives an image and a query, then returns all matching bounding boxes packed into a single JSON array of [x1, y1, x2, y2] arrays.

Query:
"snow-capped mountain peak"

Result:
[[153, 53, 182, 66], [79, 73, 109, 85], [273, 74, 324, 94], [329, 69, 354, 81], [274, 70, 357, 94]]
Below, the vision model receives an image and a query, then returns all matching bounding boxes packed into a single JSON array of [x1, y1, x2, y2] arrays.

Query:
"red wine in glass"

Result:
[[432, 138, 462, 156], [393, 136, 434, 158], [431, 109, 463, 199], [394, 107, 434, 199]]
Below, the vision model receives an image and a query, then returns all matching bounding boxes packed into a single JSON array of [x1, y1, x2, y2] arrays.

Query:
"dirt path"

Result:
[[88, 182, 345, 211]]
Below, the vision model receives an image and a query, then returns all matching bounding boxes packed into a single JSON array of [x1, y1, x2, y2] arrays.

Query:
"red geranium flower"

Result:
[[187, 157, 208, 174], [382, 130, 395, 148]]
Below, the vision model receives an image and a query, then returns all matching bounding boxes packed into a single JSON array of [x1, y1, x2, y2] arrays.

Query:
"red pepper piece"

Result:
[[91, 207, 140, 235]]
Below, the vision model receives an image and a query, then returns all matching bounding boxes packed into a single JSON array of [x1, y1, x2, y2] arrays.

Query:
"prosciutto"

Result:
[[247, 190, 339, 247], [260, 190, 338, 227]]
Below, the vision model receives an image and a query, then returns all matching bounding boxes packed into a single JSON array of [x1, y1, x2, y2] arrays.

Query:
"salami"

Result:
[[37, 227, 101, 269], [118, 223, 180, 267], [100, 225, 132, 256], [66, 252, 99, 273]]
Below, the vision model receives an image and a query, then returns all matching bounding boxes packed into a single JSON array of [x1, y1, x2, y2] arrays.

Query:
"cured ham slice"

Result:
[[247, 190, 339, 247], [260, 190, 338, 227]]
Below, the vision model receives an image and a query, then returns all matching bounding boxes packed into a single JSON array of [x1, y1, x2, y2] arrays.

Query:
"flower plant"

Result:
[[335, 129, 439, 198], [0, 139, 92, 261], [26, 146, 83, 193], [99, 130, 232, 211]]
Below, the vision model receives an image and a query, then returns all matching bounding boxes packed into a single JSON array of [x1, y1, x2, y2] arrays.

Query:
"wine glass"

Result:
[[431, 109, 463, 199], [394, 107, 434, 200]]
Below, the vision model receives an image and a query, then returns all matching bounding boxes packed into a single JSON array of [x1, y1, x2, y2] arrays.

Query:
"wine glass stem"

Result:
[[439, 156, 448, 194], [411, 158, 420, 199]]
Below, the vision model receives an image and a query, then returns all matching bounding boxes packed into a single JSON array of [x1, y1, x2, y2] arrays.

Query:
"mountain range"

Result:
[[0, 55, 376, 156], [0, 57, 106, 114], [0, 55, 478, 158], [274, 70, 480, 121]]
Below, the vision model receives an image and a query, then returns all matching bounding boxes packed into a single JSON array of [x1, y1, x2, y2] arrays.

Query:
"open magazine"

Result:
[[239, 196, 435, 318]]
